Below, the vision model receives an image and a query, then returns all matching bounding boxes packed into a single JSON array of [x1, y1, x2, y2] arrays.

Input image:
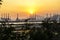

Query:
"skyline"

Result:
[[0, 13, 60, 20], [0, 0, 60, 19]]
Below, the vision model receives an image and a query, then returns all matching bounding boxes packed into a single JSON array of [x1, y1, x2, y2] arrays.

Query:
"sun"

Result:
[[28, 9, 35, 14], [30, 10, 34, 14]]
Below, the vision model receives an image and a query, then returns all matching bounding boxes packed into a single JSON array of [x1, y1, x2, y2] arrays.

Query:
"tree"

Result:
[[0, 0, 2, 5]]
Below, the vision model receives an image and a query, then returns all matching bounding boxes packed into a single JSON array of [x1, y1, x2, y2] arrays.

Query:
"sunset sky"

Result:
[[0, 0, 60, 19]]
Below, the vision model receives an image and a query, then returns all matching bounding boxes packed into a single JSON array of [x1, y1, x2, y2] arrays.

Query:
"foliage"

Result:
[[0, 20, 60, 40]]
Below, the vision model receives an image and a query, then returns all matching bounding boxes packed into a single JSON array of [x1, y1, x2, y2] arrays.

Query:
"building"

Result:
[[15, 14, 20, 22], [27, 15, 44, 22], [0, 13, 11, 21]]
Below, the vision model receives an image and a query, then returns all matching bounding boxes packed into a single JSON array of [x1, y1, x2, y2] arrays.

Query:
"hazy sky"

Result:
[[0, 0, 60, 19]]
